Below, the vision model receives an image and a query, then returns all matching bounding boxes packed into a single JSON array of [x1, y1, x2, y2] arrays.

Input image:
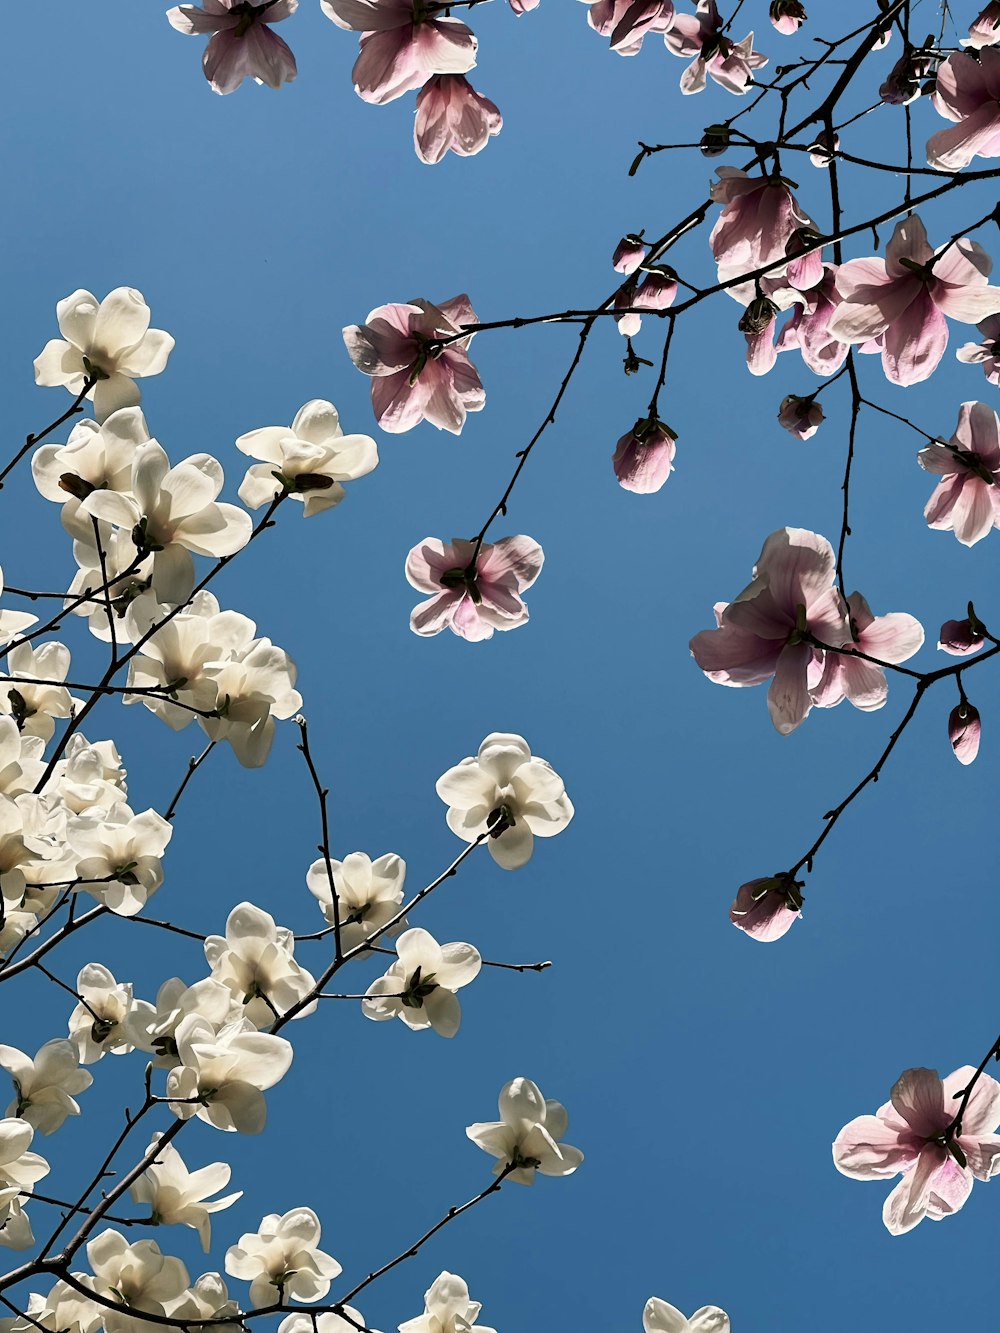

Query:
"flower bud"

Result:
[[808, 129, 840, 168], [769, 0, 807, 34], [738, 296, 778, 336], [614, 282, 641, 338], [938, 619, 985, 656], [699, 124, 731, 157], [778, 394, 824, 440], [612, 235, 648, 275], [633, 266, 678, 312], [949, 702, 981, 765], [612, 417, 677, 495], [730, 876, 803, 942]]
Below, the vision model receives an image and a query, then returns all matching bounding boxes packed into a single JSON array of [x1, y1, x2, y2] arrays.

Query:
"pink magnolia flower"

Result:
[[612, 418, 677, 494], [928, 50, 1000, 172], [833, 1066, 1000, 1235], [965, 2, 1000, 48], [827, 215, 1000, 386], [777, 394, 823, 440], [949, 702, 982, 763], [918, 401, 1000, 546], [614, 281, 641, 338], [808, 129, 839, 168], [414, 76, 501, 165], [405, 536, 543, 641], [730, 876, 802, 942], [583, 0, 675, 56], [938, 617, 985, 655], [320, 0, 477, 105], [166, 0, 298, 95], [709, 169, 815, 283], [634, 267, 678, 312], [665, 1, 767, 96], [739, 297, 779, 377], [957, 314, 1000, 384], [880, 45, 933, 105], [612, 235, 648, 274], [775, 269, 850, 376], [343, 295, 484, 434], [688, 527, 850, 735], [808, 592, 924, 713], [769, 1, 806, 35]]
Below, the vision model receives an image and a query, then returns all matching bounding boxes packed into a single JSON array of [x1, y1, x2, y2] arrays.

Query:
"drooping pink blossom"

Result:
[[689, 527, 850, 735], [665, 1, 768, 96], [938, 617, 985, 655], [769, 1, 806, 35], [633, 267, 678, 312], [166, 0, 298, 95], [808, 129, 839, 168], [414, 76, 501, 165], [808, 592, 924, 714], [729, 876, 802, 942], [612, 418, 677, 494], [777, 395, 823, 440], [709, 169, 815, 284], [320, 0, 477, 104], [957, 314, 1000, 385], [880, 45, 933, 105], [343, 295, 484, 434], [614, 281, 641, 337], [833, 1066, 1000, 1235], [827, 215, 1000, 386], [965, 2, 1000, 48], [918, 401, 1000, 546], [740, 297, 779, 376], [612, 235, 648, 274], [584, 0, 675, 56], [949, 702, 982, 763], [405, 536, 543, 641], [775, 268, 850, 376], [927, 50, 1000, 172]]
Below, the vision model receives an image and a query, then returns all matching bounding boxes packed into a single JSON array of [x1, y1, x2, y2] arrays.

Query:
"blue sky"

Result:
[[4, 2, 1000, 1331]]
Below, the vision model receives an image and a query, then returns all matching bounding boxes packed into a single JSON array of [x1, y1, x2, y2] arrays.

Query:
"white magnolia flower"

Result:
[[0, 718, 45, 797], [168, 1273, 242, 1333], [0, 1118, 49, 1228], [398, 1271, 496, 1333], [643, 1299, 731, 1333], [0, 571, 37, 648], [0, 1197, 34, 1250], [0, 641, 76, 742], [15, 1282, 101, 1333], [436, 733, 574, 870], [127, 977, 239, 1069], [32, 408, 151, 540], [225, 1207, 341, 1307], [65, 803, 172, 916], [0, 795, 51, 923], [205, 903, 316, 1027], [237, 400, 379, 517], [49, 735, 128, 815], [130, 1133, 242, 1252], [362, 927, 480, 1039], [280, 1310, 373, 1333], [67, 963, 155, 1064], [198, 638, 302, 767], [305, 851, 406, 954], [166, 1013, 293, 1133], [84, 1230, 189, 1333], [66, 529, 153, 643], [466, 1077, 583, 1185], [33, 289, 175, 423], [0, 1038, 93, 1134]]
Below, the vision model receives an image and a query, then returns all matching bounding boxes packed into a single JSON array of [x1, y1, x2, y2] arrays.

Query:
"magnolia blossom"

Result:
[[729, 876, 803, 942], [226, 1208, 341, 1306], [0, 719, 44, 799], [808, 129, 839, 168], [0, 1119, 49, 1230], [777, 394, 823, 440], [236, 400, 378, 517], [362, 927, 481, 1038], [167, 1, 298, 96], [166, 1013, 293, 1133], [343, 296, 484, 434], [83, 441, 252, 603], [436, 732, 574, 869], [644, 1298, 730, 1333], [204, 902, 316, 1027], [0, 1039, 92, 1135], [880, 46, 933, 105], [709, 170, 814, 287], [84, 1231, 189, 1333], [833, 1066, 1000, 1234], [949, 702, 982, 764], [405, 535, 543, 640], [67, 964, 155, 1064], [399, 1272, 496, 1333], [957, 313, 1000, 384], [827, 216, 1000, 386], [130, 1135, 241, 1252], [613, 235, 648, 274], [321, 0, 477, 104], [15, 1281, 102, 1333], [769, 0, 805, 34], [965, 2, 1000, 47], [939, 617, 985, 655], [612, 418, 677, 493], [65, 530, 153, 643], [305, 850, 406, 954], [196, 636, 303, 767], [64, 804, 172, 916], [775, 269, 850, 377], [918, 401, 1000, 546], [0, 1198, 33, 1251], [583, 1, 675, 57], [0, 572, 36, 650], [665, 1, 767, 95], [170, 1275, 243, 1333], [689, 527, 850, 735], [31, 407, 150, 541], [0, 641, 76, 742], [808, 592, 924, 714], [414, 75, 502, 164], [927, 50, 1000, 173], [33, 289, 174, 423], [127, 976, 239, 1069], [279, 1312, 371, 1333], [466, 1077, 583, 1184]]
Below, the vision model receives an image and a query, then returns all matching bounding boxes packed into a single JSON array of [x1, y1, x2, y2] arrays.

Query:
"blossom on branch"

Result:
[[665, 1, 767, 96], [225, 1207, 341, 1306], [581, 1, 675, 58], [0, 1119, 48, 1236], [466, 1077, 583, 1184], [918, 401, 1000, 546], [949, 702, 982, 764], [956, 313, 1000, 385], [166, 1, 299, 95], [405, 535, 544, 640], [67, 964, 155, 1064], [83, 1231, 189, 1333], [204, 902, 317, 1027], [644, 1297, 730, 1333], [612, 417, 677, 493], [130, 1133, 242, 1252], [414, 76, 502, 164], [927, 50, 1000, 173], [729, 876, 803, 942], [320, 0, 477, 104], [399, 1272, 496, 1333], [166, 1013, 293, 1133], [769, 1, 806, 34], [64, 804, 173, 917], [808, 592, 924, 715], [777, 394, 823, 440], [938, 617, 985, 655], [305, 850, 406, 954], [0, 1039, 92, 1135], [362, 926, 481, 1038]]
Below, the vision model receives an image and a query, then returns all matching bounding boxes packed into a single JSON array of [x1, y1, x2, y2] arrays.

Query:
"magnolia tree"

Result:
[[4, 1, 1000, 1331]]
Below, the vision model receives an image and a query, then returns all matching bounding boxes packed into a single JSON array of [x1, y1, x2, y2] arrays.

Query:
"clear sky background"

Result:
[[3, 2, 1000, 1331]]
